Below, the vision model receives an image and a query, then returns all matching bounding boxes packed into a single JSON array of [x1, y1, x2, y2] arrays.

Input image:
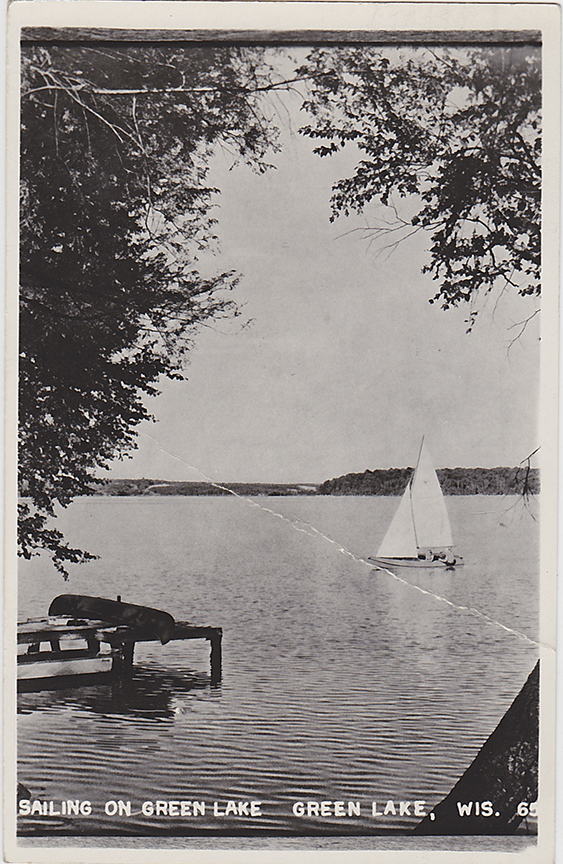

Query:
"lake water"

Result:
[[17, 494, 539, 839]]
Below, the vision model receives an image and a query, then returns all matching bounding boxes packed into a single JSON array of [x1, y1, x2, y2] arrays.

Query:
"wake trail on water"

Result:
[[139, 432, 540, 650]]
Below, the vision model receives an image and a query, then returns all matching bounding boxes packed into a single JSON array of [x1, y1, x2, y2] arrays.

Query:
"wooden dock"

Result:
[[110, 621, 223, 682], [18, 617, 223, 686]]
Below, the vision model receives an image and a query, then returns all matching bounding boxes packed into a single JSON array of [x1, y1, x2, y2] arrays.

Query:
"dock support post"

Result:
[[123, 642, 135, 667], [114, 641, 135, 675], [209, 631, 222, 682]]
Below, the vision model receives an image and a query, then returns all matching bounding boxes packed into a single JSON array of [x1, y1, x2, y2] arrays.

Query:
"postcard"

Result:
[[5, 2, 559, 862]]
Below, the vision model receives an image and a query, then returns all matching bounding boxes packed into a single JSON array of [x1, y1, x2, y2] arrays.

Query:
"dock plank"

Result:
[[18, 618, 223, 681]]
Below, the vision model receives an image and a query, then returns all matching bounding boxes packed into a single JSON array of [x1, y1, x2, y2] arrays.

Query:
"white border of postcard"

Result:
[[4, 3, 560, 863]]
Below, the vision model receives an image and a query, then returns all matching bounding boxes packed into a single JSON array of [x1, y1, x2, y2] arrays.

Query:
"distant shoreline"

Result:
[[90, 467, 539, 498], [91, 480, 319, 497]]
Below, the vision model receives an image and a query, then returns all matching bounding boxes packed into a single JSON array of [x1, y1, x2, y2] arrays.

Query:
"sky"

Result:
[[105, 57, 540, 484]]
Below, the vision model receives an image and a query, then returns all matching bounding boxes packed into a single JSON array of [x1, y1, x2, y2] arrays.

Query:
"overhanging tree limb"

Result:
[[19, 43, 281, 575], [297, 44, 541, 314]]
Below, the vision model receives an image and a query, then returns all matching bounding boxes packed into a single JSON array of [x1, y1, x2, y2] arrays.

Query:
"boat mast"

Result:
[[409, 436, 425, 551]]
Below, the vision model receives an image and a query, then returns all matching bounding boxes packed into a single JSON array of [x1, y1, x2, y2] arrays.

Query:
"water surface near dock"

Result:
[[17, 495, 539, 837]]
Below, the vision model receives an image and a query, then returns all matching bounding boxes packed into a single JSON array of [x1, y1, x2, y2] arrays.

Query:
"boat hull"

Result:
[[368, 556, 463, 569]]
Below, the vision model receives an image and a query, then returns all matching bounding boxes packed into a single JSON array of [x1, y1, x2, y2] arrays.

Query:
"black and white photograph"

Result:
[[5, 2, 559, 862]]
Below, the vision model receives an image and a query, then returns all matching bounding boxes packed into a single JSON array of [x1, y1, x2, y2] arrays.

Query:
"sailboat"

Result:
[[368, 439, 463, 569]]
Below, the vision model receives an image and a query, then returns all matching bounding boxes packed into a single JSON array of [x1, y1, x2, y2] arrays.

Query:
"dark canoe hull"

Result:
[[368, 557, 464, 569], [48, 595, 176, 643]]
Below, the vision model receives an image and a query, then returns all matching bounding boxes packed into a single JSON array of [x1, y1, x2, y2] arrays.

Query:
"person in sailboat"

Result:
[[435, 548, 459, 566], [418, 547, 458, 565]]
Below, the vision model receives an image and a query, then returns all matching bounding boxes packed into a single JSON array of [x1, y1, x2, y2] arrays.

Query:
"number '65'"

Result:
[[517, 802, 538, 817]]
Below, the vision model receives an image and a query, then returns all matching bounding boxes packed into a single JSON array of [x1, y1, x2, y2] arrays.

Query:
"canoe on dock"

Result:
[[18, 595, 222, 690], [49, 594, 176, 643]]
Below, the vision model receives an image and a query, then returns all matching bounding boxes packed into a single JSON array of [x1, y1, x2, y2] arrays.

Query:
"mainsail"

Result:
[[376, 439, 453, 558]]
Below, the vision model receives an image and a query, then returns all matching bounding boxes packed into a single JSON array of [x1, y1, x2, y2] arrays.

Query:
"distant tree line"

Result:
[[318, 466, 540, 496], [89, 469, 541, 497], [92, 479, 318, 497]]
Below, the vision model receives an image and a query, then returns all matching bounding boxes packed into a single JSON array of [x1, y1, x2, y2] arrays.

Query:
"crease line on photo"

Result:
[[139, 431, 541, 651]]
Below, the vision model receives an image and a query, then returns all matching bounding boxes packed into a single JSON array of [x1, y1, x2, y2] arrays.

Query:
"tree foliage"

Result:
[[318, 465, 540, 496], [297, 45, 541, 320], [19, 43, 280, 574], [19, 42, 541, 574]]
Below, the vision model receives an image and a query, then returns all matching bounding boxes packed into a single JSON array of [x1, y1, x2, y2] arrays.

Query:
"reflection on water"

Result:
[[18, 669, 221, 722], [17, 496, 539, 838]]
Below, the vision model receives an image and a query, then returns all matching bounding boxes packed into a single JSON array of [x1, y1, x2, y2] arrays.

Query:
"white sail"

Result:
[[376, 482, 418, 558], [376, 438, 453, 559], [410, 440, 453, 549]]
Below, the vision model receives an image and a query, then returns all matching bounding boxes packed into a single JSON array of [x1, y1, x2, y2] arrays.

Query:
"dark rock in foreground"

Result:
[[414, 662, 538, 835]]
